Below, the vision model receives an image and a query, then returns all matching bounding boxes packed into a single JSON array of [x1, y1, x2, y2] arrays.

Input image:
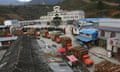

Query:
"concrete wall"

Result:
[[107, 33, 120, 57]]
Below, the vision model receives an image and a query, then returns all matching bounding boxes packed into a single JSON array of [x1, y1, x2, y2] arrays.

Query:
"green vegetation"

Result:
[[0, 5, 53, 20], [59, 0, 120, 17], [0, 0, 119, 24]]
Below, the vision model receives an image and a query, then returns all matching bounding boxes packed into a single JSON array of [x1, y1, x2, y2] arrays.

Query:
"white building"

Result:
[[40, 6, 85, 24], [98, 19, 120, 58], [4, 20, 19, 26]]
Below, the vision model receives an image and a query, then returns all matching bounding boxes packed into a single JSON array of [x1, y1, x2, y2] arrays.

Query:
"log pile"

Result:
[[60, 37, 71, 47], [27, 29, 35, 35], [13, 30, 23, 35], [40, 30, 48, 37], [60, 37, 71, 44], [94, 61, 120, 72], [50, 32, 59, 41], [0, 32, 5, 37], [71, 46, 88, 59]]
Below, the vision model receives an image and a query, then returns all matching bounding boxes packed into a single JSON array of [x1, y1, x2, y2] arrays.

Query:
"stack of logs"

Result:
[[40, 30, 48, 37], [50, 32, 59, 41], [13, 30, 23, 35], [71, 46, 88, 59], [27, 29, 35, 35], [60, 36, 71, 47], [94, 61, 120, 72]]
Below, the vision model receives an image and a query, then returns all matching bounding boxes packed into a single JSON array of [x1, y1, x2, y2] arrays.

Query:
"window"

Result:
[[100, 30, 105, 37], [110, 32, 116, 38], [75, 16, 78, 18], [80, 32, 83, 34], [86, 34, 90, 36]]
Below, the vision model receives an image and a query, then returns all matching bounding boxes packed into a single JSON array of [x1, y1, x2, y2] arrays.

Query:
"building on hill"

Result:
[[97, 19, 120, 60], [40, 6, 85, 24]]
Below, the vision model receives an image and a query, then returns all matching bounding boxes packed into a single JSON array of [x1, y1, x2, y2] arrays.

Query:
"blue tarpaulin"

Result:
[[79, 28, 97, 34], [75, 36, 91, 42], [85, 18, 110, 23]]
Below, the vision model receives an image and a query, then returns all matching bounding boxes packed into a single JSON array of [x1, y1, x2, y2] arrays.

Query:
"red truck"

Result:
[[71, 46, 93, 66], [60, 36, 72, 51]]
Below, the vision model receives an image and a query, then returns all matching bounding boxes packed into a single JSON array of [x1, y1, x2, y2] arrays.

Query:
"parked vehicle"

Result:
[[66, 55, 78, 67], [12, 30, 23, 35], [40, 30, 49, 37], [27, 29, 35, 35], [60, 36, 72, 51], [0, 25, 17, 47], [50, 32, 61, 43], [71, 46, 93, 66]]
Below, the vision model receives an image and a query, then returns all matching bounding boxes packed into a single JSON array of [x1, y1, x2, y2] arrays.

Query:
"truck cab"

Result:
[[82, 54, 93, 66], [0, 25, 17, 48], [66, 55, 78, 67]]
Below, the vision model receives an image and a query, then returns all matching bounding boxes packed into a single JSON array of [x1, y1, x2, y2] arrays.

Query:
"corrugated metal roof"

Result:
[[99, 26, 120, 32], [0, 25, 8, 28], [85, 18, 110, 22], [0, 36, 18, 42]]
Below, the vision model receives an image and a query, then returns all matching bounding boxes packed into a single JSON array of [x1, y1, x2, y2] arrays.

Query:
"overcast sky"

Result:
[[0, 0, 24, 5], [0, 0, 63, 5]]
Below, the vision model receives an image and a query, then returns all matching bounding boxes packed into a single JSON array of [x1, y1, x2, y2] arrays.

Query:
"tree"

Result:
[[97, 1, 105, 10], [117, 4, 120, 10]]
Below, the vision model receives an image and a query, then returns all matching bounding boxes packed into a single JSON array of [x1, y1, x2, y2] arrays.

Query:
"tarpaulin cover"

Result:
[[66, 55, 78, 62], [75, 35, 91, 42], [79, 28, 97, 34]]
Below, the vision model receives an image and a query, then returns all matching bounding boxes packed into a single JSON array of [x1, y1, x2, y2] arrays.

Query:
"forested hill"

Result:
[[0, 5, 53, 24], [0, 0, 120, 24], [59, 0, 120, 17]]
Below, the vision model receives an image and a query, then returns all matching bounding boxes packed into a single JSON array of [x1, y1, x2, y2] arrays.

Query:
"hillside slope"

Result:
[[0, 14, 23, 24], [59, 0, 120, 18], [0, 0, 119, 24]]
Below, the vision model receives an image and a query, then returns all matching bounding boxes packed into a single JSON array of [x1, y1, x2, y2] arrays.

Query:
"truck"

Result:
[[27, 28, 35, 35], [12, 30, 23, 35], [40, 30, 50, 38], [0, 25, 17, 47], [71, 46, 93, 66], [60, 36, 72, 51], [49, 31, 61, 43], [0, 26, 11, 37]]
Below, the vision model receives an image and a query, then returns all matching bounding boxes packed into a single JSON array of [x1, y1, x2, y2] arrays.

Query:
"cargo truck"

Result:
[[71, 46, 93, 66], [40, 30, 50, 38], [50, 32, 61, 43], [60, 36, 72, 51]]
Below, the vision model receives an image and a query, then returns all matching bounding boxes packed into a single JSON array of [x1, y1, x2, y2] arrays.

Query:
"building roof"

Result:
[[79, 28, 97, 34], [99, 19, 120, 28], [85, 18, 110, 23], [0, 25, 8, 28], [99, 26, 120, 32], [0, 36, 18, 42], [98, 19, 120, 32]]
